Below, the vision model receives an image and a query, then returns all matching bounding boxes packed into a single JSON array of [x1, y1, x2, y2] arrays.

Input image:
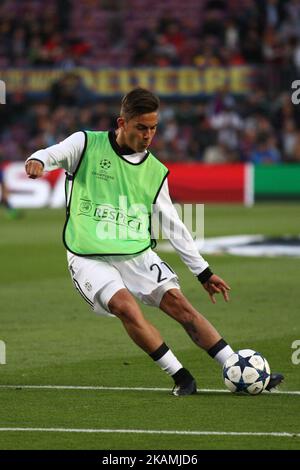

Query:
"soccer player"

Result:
[[25, 88, 283, 395]]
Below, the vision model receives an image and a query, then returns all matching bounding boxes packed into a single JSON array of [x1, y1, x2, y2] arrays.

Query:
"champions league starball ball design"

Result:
[[223, 349, 271, 395]]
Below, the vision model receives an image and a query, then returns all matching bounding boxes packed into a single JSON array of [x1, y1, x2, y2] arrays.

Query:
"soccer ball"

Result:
[[223, 349, 271, 395]]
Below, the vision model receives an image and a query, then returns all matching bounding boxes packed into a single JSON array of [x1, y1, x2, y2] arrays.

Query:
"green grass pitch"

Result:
[[0, 203, 299, 450]]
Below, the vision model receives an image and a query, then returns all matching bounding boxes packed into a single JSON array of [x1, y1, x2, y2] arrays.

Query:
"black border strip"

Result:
[[0, 450, 299, 463], [153, 170, 169, 205], [65, 243, 153, 258]]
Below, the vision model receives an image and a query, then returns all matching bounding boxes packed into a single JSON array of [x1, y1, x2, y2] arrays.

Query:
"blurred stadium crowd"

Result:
[[1, 0, 300, 163]]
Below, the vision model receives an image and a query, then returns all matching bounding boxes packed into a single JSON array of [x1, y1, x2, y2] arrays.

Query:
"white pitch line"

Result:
[[0, 385, 299, 395], [0, 428, 299, 438]]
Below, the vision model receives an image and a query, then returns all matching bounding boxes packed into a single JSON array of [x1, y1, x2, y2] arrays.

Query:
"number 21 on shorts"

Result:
[[150, 262, 175, 283]]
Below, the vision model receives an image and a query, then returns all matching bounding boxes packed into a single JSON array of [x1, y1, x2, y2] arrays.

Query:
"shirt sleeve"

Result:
[[153, 178, 209, 276], [25, 131, 85, 173]]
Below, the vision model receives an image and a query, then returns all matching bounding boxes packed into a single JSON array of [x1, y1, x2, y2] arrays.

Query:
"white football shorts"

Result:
[[67, 248, 180, 317]]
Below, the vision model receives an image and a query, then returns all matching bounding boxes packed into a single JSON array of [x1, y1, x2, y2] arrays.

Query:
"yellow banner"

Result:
[[0, 67, 252, 95]]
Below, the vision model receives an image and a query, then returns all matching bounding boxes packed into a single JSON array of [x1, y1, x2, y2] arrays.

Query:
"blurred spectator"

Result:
[[249, 132, 281, 164], [224, 17, 240, 51], [208, 86, 236, 116], [49, 73, 94, 109], [154, 34, 179, 66], [132, 37, 155, 66], [160, 19, 188, 63], [241, 28, 264, 64], [201, 0, 226, 43], [203, 142, 235, 163], [210, 101, 244, 151], [188, 113, 217, 161], [293, 39, 300, 71], [289, 131, 300, 162], [193, 42, 221, 67], [273, 92, 299, 129], [281, 119, 299, 161], [263, 0, 284, 29]]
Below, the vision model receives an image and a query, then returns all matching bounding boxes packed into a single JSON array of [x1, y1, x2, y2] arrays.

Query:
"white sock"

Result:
[[155, 350, 183, 376], [214, 345, 235, 366], [149, 343, 183, 376]]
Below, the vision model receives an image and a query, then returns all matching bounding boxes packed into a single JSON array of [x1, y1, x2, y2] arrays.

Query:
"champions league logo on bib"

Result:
[[99, 159, 111, 170]]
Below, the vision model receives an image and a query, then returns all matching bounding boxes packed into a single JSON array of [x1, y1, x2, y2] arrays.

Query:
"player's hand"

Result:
[[25, 160, 44, 179], [202, 274, 231, 304]]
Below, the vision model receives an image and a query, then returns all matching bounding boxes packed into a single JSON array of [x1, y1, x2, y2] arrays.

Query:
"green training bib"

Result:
[[63, 131, 169, 256]]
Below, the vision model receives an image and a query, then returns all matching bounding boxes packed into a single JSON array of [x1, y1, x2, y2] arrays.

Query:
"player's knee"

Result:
[[109, 300, 140, 324]]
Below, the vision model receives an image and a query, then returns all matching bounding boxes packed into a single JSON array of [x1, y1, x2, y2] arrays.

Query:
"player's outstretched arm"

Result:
[[155, 180, 231, 305], [25, 160, 44, 179], [202, 274, 231, 304]]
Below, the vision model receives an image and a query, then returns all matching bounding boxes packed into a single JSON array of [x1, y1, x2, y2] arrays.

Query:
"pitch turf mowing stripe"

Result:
[[0, 385, 299, 395], [0, 428, 299, 437]]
